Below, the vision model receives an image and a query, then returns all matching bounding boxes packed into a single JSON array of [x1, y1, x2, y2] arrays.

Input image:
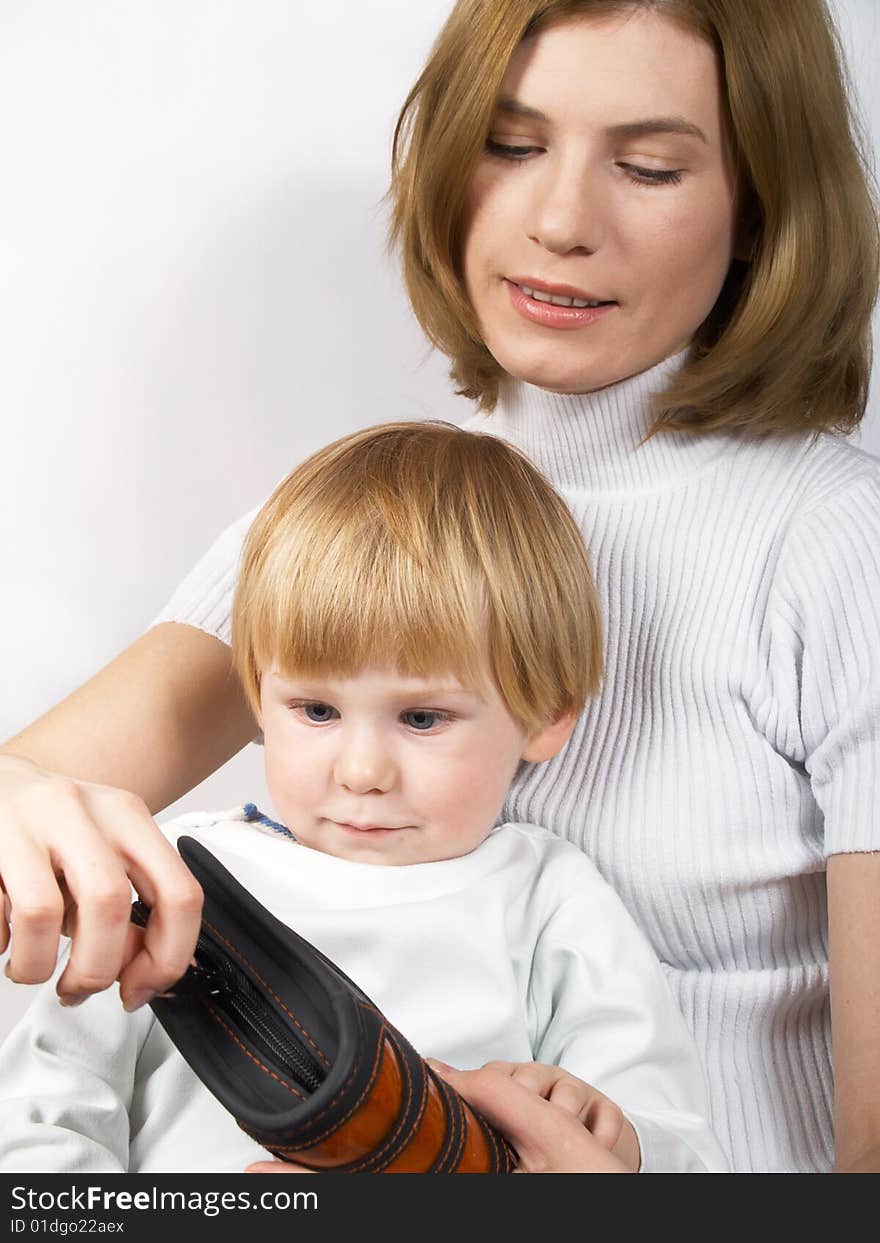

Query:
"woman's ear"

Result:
[[520, 711, 578, 764]]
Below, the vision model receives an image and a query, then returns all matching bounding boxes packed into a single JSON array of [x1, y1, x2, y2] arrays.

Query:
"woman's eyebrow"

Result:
[[606, 117, 707, 143], [496, 96, 550, 121], [496, 97, 707, 143]]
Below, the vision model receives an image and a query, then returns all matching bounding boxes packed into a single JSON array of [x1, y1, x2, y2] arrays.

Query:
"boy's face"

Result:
[[259, 665, 565, 865]]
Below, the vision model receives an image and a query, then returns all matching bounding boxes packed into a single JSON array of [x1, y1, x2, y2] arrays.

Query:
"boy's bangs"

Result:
[[247, 526, 492, 694], [232, 420, 605, 730]]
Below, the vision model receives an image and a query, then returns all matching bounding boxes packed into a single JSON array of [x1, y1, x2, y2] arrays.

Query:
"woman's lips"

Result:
[[505, 279, 618, 330]]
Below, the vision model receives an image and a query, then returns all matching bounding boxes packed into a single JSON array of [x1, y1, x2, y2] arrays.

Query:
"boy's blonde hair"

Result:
[[232, 422, 602, 733], [389, 0, 879, 435]]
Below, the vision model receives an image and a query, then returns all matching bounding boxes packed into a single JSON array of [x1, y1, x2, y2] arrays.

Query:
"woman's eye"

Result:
[[297, 701, 338, 723], [486, 139, 541, 160], [402, 709, 449, 731], [619, 163, 683, 187]]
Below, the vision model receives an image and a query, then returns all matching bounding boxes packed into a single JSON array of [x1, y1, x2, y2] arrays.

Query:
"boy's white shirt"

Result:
[[0, 811, 729, 1173]]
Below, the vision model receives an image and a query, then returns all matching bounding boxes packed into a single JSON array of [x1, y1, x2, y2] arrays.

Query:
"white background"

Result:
[[1, 1, 878, 1036]]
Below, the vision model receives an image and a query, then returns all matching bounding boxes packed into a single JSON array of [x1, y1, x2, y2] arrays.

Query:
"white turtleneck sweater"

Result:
[[154, 352, 880, 1173]]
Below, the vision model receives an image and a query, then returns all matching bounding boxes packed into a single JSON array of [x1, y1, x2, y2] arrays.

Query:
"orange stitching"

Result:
[[268, 1017, 387, 1151], [202, 916, 331, 1067], [432, 1073, 463, 1172], [204, 1003, 305, 1099], [341, 1027, 422, 1173]]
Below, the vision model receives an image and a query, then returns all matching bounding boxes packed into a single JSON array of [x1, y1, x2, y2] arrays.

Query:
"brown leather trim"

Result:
[[270, 1032, 513, 1172], [454, 1101, 503, 1172], [277, 1033, 404, 1167], [380, 1062, 447, 1172]]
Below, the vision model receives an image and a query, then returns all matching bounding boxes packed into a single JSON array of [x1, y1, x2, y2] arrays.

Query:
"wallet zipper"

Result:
[[130, 900, 326, 1093]]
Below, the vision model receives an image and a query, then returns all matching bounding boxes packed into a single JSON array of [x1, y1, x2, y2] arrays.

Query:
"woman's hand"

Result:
[[244, 1061, 636, 1175], [0, 753, 203, 1009], [463, 1060, 640, 1170]]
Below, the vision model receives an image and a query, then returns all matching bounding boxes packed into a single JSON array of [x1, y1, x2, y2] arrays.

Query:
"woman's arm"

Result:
[[2, 623, 254, 809], [0, 622, 257, 1006], [827, 851, 880, 1173], [765, 472, 880, 1170]]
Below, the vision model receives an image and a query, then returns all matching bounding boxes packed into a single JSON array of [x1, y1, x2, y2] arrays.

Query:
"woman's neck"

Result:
[[491, 350, 728, 495]]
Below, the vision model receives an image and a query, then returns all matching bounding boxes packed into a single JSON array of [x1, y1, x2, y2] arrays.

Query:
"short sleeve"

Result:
[[150, 504, 261, 647], [773, 471, 880, 856]]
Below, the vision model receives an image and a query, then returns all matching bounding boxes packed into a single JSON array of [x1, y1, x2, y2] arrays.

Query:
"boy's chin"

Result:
[[301, 827, 487, 867]]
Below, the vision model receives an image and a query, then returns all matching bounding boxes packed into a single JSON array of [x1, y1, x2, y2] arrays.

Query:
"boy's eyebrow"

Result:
[[495, 97, 707, 143], [268, 674, 479, 700], [406, 686, 479, 700]]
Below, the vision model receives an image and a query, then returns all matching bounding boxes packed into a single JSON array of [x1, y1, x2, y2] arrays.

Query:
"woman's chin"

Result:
[[493, 336, 689, 396], [499, 353, 626, 396]]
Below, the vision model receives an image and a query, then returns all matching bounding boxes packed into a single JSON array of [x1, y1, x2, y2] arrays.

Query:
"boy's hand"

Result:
[[466, 1060, 641, 1171]]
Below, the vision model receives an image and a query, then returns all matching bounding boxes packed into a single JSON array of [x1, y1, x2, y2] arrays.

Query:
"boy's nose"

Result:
[[332, 731, 397, 795]]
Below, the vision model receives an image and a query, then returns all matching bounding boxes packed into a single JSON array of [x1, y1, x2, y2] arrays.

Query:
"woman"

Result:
[[1, 0, 878, 1173]]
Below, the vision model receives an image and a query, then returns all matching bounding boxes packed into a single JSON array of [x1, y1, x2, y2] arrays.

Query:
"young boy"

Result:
[[0, 423, 727, 1173]]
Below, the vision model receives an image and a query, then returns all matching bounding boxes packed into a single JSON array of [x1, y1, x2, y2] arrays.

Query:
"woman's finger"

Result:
[[246, 1161, 314, 1174], [0, 830, 67, 984], [116, 843, 204, 1008], [50, 785, 196, 1002], [0, 767, 204, 1003], [53, 841, 138, 1001]]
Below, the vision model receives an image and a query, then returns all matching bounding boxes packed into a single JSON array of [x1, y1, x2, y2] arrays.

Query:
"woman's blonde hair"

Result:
[[390, 0, 879, 435], [232, 422, 602, 732]]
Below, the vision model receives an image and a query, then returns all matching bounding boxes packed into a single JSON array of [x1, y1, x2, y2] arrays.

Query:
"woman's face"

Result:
[[461, 9, 743, 394]]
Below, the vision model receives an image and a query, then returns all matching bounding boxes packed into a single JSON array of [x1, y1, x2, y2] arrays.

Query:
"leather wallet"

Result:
[[130, 836, 515, 1173]]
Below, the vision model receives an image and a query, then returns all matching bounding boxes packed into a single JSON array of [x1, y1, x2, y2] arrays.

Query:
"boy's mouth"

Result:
[[335, 820, 409, 835]]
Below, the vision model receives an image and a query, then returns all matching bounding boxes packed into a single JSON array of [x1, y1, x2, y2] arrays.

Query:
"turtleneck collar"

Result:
[[487, 348, 728, 495]]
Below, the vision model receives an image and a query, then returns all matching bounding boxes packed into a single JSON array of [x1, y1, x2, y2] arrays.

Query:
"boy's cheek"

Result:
[[263, 747, 300, 812]]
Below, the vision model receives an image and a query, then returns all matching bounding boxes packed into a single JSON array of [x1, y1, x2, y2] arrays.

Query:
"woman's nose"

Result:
[[332, 728, 397, 794], [527, 156, 603, 257]]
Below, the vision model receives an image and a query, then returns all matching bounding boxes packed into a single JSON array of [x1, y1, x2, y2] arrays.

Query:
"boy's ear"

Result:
[[520, 711, 578, 764]]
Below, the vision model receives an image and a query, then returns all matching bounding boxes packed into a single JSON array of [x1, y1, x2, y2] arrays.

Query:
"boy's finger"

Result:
[[434, 1065, 572, 1162], [435, 1064, 629, 1173], [509, 1062, 562, 1096], [546, 1077, 599, 1117], [0, 887, 10, 955], [582, 1101, 623, 1149]]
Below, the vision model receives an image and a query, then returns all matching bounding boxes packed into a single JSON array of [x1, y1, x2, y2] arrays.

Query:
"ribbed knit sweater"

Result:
[[154, 352, 880, 1172]]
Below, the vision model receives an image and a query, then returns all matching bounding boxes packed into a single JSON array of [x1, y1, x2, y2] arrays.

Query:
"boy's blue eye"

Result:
[[403, 710, 443, 731], [303, 702, 337, 723]]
